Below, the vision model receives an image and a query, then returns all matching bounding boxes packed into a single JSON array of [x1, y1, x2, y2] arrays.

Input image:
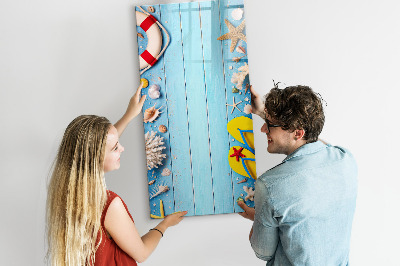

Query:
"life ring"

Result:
[[136, 11, 162, 70]]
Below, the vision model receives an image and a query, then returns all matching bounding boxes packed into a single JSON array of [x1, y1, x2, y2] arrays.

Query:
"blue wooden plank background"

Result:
[[136, 0, 255, 218]]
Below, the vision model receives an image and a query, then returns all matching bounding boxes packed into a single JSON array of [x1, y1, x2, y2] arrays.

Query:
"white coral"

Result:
[[145, 131, 167, 170], [231, 63, 249, 90], [243, 186, 255, 201]]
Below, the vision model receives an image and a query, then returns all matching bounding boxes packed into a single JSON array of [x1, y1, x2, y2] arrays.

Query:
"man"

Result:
[[238, 85, 357, 265]]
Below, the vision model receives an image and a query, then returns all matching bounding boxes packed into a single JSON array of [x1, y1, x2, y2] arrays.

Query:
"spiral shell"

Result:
[[144, 105, 161, 123]]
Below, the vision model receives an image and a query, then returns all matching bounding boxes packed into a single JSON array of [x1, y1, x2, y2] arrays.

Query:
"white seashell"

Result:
[[232, 8, 244, 20], [161, 168, 171, 176], [149, 84, 160, 91], [244, 104, 252, 114], [149, 90, 160, 99]]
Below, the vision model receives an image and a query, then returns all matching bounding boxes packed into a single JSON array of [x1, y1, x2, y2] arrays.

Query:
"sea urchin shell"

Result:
[[158, 125, 167, 133]]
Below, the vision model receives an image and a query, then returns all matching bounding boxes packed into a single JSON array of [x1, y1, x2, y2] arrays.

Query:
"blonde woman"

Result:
[[46, 85, 187, 266]]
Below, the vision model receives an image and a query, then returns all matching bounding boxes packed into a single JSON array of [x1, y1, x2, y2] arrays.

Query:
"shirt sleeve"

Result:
[[250, 179, 279, 261]]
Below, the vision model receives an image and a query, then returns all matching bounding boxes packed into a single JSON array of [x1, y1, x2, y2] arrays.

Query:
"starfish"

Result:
[[226, 96, 243, 114], [217, 19, 247, 52], [230, 147, 246, 162]]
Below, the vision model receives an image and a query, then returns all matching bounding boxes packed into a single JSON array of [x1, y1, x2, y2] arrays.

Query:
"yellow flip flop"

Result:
[[227, 116, 256, 180]]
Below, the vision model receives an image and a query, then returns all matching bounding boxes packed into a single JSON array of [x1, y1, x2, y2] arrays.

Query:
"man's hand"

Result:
[[250, 86, 266, 119], [238, 200, 255, 221]]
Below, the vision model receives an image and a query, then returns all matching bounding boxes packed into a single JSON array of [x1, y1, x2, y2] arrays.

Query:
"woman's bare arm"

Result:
[[104, 197, 187, 263]]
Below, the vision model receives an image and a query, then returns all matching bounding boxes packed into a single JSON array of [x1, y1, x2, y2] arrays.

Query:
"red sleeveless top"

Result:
[[94, 190, 138, 266]]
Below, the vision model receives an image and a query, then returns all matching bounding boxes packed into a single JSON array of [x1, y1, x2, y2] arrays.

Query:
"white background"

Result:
[[1, 0, 399, 265]]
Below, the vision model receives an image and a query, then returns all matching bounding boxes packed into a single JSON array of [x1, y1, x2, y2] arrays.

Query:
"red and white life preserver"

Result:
[[136, 11, 162, 70]]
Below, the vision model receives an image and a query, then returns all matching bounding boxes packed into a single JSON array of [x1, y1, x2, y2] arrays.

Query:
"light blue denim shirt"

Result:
[[250, 141, 357, 266]]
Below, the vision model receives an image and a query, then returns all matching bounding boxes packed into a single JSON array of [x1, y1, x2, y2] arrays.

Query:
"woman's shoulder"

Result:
[[105, 190, 134, 222]]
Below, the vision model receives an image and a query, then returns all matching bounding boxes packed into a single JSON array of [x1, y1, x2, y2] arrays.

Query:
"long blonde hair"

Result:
[[46, 115, 111, 266]]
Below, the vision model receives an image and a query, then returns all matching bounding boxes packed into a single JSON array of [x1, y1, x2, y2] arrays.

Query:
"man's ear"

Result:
[[294, 129, 305, 141]]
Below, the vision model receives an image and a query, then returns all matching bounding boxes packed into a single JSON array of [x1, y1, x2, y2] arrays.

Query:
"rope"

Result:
[[138, 6, 170, 75]]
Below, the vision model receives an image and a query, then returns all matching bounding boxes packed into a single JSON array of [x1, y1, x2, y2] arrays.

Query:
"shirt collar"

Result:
[[283, 141, 327, 163]]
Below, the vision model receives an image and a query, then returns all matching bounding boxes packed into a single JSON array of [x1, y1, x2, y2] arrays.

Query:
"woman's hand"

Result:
[[162, 211, 188, 228], [114, 83, 147, 137], [250, 86, 266, 119], [124, 83, 147, 121]]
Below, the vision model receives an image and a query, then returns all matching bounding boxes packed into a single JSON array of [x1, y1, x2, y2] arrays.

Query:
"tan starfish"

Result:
[[226, 96, 243, 114], [217, 19, 247, 52]]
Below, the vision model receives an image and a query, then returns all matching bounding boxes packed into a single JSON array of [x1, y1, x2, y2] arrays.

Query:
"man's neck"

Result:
[[286, 140, 307, 155]]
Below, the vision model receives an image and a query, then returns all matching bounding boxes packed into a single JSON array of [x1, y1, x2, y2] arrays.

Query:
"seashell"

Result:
[[244, 104, 252, 114], [144, 105, 162, 123], [147, 6, 155, 13], [158, 125, 167, 133], [150, 184, 169, 199], [145, 131, 166, 170], [237, 178, 247, 184], [141, 78, 148, 88], [232, 57, 241, 63], [236, 46, 246, 54], [149, 90, 160, 99], [231, 8, 244, 20], [149, 84, 160, 91], [161, 168, 171, 176], [243, 186, 255, 201]]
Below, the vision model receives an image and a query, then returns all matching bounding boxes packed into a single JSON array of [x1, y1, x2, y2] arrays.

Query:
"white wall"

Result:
[[1, 0, 399, 265]]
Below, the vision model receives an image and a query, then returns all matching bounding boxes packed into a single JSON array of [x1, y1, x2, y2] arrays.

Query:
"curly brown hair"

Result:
[[264, 85, 325, 143]]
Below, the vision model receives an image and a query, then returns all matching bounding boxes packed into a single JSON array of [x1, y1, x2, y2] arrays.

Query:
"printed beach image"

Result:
[[135, 0, 256, 218]]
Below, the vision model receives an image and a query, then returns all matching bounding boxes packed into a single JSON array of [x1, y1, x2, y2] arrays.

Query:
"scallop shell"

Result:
[[158, 125, 167, 133], [161, 168, 171, 176], [144, 105, 162, 123], [231, 8, 244, 20], [141, 78, 148, 88], [244, 104, 252, 114]]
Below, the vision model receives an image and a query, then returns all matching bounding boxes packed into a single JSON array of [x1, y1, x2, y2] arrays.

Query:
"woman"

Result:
[[46, 85, 187, 265]]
